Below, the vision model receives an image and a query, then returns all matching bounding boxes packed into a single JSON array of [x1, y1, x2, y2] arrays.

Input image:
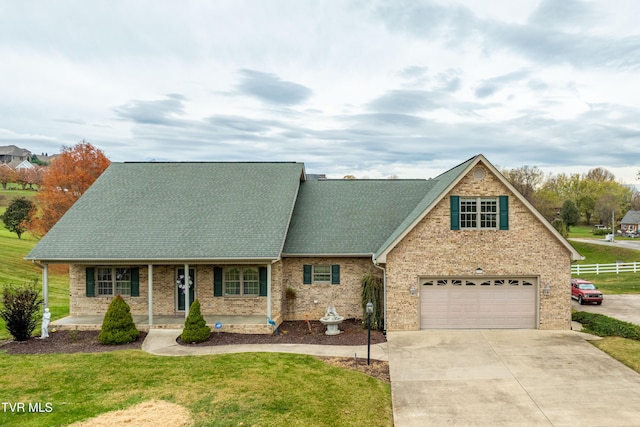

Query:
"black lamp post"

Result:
[[366, 300, 373, 365]]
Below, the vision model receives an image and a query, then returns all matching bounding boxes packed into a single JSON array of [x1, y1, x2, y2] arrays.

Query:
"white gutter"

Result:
[[372, 258, 387, 334]]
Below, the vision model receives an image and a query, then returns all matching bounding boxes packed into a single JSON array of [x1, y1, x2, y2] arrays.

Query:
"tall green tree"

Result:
[[1, 197, 34, 239], [560, 200, 580, 231]]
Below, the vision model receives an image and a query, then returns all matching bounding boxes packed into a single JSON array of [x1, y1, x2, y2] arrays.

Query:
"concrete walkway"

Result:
[[141, 328, 389, 360]]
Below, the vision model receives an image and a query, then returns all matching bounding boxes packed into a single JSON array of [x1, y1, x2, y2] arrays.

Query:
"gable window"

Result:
[[303, 264, 341, 285], [460, 197, 497, 229], [451, 195, 508, 230], [86, 267, 139, 297], [224, 267, 260, 296]]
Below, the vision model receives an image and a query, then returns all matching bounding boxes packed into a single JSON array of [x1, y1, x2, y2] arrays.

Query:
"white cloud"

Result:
[[0, 0, 638, 186]]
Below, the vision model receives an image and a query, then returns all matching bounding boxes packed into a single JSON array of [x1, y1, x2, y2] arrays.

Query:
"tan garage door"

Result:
[[420, 277, 537, 329]]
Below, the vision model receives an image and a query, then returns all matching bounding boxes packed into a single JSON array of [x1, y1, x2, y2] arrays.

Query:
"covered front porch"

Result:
[[50, 314, 278, 334]]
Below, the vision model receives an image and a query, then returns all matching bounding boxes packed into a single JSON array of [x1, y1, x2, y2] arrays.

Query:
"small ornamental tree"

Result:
[[0, 283, 42, 341], [1, 197, 34, 239], [361, 273, 384, 331], [98, 294, 139, 345], [181, 299, 211, 344]]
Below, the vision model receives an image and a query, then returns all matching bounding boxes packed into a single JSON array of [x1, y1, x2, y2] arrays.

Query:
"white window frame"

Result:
[[224, 266, 260, 297], [97, 267, 132, 297], [312, 265, 331, 283], [460, 197, 498, 230]]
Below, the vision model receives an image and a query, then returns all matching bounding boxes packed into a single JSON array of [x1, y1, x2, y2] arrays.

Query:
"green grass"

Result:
[[568, 241, 640, 294], [0, 187, 69, 339], [0, 351, 393, 427], [590, 337, 640, 373]]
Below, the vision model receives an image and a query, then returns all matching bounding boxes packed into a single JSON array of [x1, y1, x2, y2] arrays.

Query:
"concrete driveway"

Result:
[[388, 329, 640, 426], [572, 294, 640, 326]]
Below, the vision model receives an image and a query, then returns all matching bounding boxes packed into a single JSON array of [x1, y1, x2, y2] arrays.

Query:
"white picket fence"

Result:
[[572, 262, 640, 275]]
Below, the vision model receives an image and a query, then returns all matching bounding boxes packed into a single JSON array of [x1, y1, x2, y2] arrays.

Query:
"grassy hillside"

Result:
[[0, 188, 69, 340]]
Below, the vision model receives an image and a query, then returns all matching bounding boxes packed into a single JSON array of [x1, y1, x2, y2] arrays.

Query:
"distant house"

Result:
[[621, 211, 640, 233], [26, 155, 582, 333], [8, 159, 35, 170], [0, 145, 31, 164]]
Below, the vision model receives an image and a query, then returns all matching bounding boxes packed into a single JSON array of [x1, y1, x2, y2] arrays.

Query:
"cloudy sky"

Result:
[[1, 0, 639, 183]]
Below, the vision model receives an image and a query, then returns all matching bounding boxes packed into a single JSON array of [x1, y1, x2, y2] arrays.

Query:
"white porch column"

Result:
[[42, 264, 49, 309], [148, 264, 153, 327], [184, 263, 190, 319], [267, 263, 272, 320]]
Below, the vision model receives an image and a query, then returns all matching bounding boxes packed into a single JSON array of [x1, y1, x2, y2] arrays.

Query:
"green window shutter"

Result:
[[86, 267, 95, 297], [214, 267, 223, 297], [499, 195, 509, 230], [130, 268, 140, 297], [303, 265, 312, 285], [331, 265, 340, 285], [259, 267, 268, 296], [450, 195, 460, 230]]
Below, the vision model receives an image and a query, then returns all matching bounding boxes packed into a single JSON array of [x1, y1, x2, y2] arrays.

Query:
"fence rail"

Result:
[[572, 262, 640, 275]]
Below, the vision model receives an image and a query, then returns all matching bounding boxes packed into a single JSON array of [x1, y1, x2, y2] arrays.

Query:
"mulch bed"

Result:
[[0, 331, 148, 354], [178, 319, 386, 346]]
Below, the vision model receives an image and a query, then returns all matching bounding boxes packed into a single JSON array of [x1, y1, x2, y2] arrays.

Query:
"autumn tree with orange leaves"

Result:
[[30, 141, 110, 236]]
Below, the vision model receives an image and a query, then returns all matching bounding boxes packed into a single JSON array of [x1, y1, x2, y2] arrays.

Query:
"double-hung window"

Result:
[[224, 267, 260, 296], [460, 197, 497, 229], [303, 264, 340, 285], [451, 195, 508, 230], [96, 267, 132, 296]]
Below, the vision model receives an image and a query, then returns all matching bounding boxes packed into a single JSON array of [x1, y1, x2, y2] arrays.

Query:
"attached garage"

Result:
[[420, 277, 538, 329]]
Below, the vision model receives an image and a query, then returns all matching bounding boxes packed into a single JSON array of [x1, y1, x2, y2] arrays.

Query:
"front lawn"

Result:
[[590, 337, 640, 373], [0, 350, 393, 427]]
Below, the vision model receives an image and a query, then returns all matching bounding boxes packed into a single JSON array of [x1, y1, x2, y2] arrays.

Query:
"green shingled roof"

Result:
[[282, 179, 437, 255], [26, 162, 304, 262]]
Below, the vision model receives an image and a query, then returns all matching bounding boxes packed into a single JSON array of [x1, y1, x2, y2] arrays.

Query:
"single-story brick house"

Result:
[[621, 210, 640, 234], [26, 154, 582, 332]]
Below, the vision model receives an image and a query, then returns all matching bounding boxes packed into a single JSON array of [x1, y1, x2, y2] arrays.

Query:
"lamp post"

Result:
[[366, 300, 374, 365]]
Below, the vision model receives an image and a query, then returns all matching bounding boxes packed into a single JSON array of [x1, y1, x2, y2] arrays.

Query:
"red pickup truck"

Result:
[[571, 279, 603, 305]]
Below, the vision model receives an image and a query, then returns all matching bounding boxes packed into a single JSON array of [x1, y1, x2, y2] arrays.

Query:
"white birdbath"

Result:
[[319, 306, 344, 336]]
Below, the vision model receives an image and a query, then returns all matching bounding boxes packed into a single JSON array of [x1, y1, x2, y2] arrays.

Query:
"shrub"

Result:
[[181, 299, 210, 344], [573, 311, 640, 340], [361, 273, 384, 331], [98, 294, 139, 345], [0, 283, 42, 341]]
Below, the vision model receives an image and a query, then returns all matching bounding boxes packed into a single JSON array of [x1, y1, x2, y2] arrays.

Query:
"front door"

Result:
[[176, 268, 195, 311]]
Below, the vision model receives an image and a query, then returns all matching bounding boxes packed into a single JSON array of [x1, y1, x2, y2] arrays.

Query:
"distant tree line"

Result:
[[502, 165, 639, 230]]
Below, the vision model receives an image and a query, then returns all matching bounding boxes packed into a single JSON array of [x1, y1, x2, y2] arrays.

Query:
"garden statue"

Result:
[[319, 306, 345, 335], [40, 308, 51, 339]]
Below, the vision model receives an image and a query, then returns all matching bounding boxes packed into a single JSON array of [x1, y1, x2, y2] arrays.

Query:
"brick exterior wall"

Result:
[[385, 164, 573, 331], [280, 257, 382, 321], [69, 264, 276, 318], [67, 163, 573, 333]]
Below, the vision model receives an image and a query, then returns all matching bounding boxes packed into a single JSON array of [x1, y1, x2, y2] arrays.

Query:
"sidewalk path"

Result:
[[142, 328, 389, 360]]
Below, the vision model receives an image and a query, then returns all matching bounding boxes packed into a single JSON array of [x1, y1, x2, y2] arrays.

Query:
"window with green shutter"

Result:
[[89, 266, 137, 297], [451, 196, 507, 230]]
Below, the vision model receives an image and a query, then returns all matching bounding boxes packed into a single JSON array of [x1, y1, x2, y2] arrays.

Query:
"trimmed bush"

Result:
[[98, 294, 140, 345], [573, 311, 640, 340], [361, 273, 384, 331], [181, 299, 211, 344], [0, 283, 42, 341]]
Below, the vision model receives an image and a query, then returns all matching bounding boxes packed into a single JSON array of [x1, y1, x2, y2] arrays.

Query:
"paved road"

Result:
[[569, 237, 640, 251]]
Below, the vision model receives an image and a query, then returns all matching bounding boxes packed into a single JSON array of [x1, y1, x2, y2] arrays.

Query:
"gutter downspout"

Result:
[[372, 258, 387, 335], [32, 261, 49, 310]]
